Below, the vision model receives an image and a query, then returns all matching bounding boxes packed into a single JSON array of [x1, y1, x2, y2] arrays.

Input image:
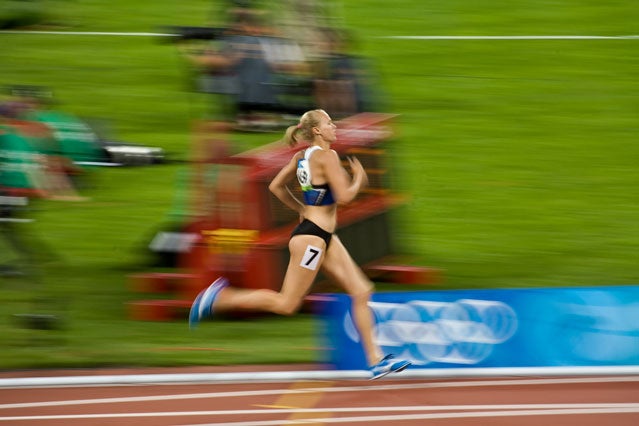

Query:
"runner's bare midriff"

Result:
[[303, 204, 337, 233]]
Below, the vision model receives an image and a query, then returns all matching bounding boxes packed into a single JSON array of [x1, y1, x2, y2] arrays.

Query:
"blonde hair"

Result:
[[282, 109, 327, 147]]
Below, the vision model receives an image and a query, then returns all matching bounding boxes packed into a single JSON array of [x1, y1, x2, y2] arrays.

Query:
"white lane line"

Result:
[[2, 404, 639, 423], [2, 376, 639, 410], [385, 35, 639, 40], [182, 407, 639, 426], [2, 31, 638, 40], [0, 31, 178, 36], [3, 366, 639, 389], [0, 389, 292, 410], [0, 370, 365, 388]]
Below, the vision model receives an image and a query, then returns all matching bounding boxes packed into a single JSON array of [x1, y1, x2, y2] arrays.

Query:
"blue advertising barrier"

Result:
[[318, 285, 639, 370]]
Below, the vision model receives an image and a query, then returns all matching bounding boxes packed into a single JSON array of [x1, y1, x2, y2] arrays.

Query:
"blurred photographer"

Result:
[[179, 5, 310, 128]]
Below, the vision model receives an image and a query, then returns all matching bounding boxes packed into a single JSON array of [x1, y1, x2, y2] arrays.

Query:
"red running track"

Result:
[[1, 366, 638, 425]]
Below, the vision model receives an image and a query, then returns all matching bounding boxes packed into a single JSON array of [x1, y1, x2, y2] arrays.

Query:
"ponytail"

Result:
[[281, 109, 327, 147], [282, 124, 300, 147]]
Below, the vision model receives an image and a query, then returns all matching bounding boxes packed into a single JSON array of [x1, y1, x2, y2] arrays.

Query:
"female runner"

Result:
[[189, 109, 409, 379]]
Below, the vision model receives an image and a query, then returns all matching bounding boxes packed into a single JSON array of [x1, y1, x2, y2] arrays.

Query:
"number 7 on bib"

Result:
[[300, 245, 322, 270]]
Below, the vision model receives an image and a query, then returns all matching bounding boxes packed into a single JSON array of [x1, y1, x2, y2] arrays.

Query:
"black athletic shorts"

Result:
[[290, 219, 332, 248]]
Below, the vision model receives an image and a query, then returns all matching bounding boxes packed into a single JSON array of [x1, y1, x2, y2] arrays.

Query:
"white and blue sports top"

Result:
[[296, 145, 336, 206]]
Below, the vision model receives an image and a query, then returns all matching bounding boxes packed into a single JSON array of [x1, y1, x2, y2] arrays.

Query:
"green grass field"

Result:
[[0, 0, 637, 369]]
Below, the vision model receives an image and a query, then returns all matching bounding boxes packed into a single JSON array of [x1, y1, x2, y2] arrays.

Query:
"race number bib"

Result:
[[300, 244, 322, 270]]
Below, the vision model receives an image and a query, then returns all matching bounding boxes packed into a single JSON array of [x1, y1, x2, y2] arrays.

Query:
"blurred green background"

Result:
[[0, 0, 637, 369]]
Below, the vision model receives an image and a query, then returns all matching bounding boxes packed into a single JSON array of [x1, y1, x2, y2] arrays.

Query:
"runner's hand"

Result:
[[348, 156, 369, 188]]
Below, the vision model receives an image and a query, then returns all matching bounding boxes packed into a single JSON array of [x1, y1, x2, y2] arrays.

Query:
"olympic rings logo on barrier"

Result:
[[344, 299, 518, 366]]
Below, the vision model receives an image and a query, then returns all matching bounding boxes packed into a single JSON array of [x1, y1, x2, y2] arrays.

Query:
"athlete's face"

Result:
[[314, 113, 337, 143]]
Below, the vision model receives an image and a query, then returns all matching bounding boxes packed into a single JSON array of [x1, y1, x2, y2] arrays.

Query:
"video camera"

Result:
[[160, 26, 225, 43]]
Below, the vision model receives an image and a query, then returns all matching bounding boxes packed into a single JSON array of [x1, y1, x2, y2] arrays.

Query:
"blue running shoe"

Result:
[[189, 277, 229, 329], [370, 354, 411, 380]]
